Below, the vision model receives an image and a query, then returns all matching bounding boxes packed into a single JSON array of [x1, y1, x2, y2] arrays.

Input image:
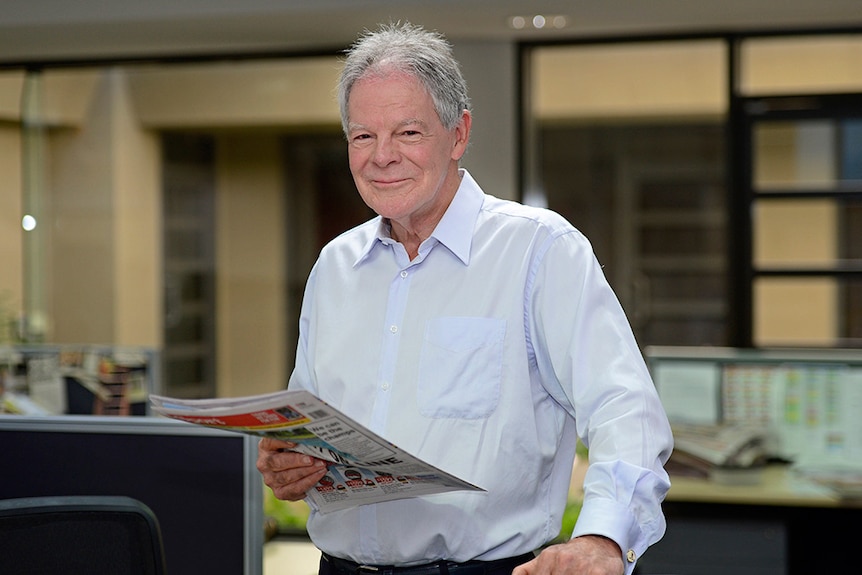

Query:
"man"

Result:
[[258, 22, 673, 575]]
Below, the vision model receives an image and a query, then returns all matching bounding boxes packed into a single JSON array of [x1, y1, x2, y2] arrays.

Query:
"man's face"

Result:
[[346, 71, 469, 231]]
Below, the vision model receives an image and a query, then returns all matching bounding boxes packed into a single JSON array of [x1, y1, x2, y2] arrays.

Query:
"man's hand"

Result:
[[513, 535, 624, 575], [256, 437, 328, 501]]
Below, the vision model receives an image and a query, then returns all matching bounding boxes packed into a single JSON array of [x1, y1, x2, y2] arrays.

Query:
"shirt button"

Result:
[[390, 325, 398, 333], [626, 549, 636, 563], [381, 382, 390, 391], [400, 270, 408, 278]]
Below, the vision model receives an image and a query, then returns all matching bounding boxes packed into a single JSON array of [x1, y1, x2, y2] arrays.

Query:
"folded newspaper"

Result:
[[149, 389, 484, 513]]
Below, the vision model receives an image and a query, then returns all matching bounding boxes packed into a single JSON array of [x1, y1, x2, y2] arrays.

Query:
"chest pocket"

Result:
[[417, 317, 506, 419]]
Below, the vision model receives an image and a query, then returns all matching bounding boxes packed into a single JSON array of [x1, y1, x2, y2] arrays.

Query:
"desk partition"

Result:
[[0, 415, 264, 575]]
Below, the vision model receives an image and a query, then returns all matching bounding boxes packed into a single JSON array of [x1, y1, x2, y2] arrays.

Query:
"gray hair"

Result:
[[337, 22, 471, 135]]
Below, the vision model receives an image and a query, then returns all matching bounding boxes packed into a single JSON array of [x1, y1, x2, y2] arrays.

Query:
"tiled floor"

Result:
[[264, 539, 320, 575]]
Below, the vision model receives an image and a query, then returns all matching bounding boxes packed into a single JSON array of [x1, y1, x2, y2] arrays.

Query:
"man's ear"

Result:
[[451, 109, 472, 161]]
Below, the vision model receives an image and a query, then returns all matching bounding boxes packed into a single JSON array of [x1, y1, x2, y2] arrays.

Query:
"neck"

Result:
[[389, 224, 423, 261], [388, 169, 463, 260]]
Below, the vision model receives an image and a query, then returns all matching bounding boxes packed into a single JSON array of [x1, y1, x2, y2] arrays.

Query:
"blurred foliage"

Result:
[[554, 439, 588, 542], [555, 501, 582, 543], [264, 483, 310, 533], [576, 439, 589, 459], [0, 291, 20, 344]]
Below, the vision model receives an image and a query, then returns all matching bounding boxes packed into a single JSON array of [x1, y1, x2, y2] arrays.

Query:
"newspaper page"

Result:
[[149, 389, 484, 513]]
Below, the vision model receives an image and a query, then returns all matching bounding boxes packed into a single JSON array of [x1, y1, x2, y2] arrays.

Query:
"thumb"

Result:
[[512, 556, 537, 575]]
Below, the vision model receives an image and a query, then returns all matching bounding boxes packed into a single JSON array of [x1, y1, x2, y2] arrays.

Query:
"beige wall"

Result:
[[45, 70, 160, 346], [754, 278, 839, 346], [0, 125, 22, 341], [49, 77, 117, 343], [111, 70, 162, 347], [0, 72, 24, 121], [532, 40, 727, 121], [215, 133, 286, 398], [128, 58, 341, 128], [742, 35, 862, 95]]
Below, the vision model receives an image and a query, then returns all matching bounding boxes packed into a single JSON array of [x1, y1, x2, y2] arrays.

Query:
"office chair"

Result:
[[0, 495, 167, 575]]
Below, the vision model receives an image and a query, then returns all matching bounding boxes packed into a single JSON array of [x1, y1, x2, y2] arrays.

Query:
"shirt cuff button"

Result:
[[626, 549, 636, 563]]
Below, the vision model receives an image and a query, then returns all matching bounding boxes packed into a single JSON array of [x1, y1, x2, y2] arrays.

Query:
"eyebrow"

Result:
[[347, 118, 428, 133]]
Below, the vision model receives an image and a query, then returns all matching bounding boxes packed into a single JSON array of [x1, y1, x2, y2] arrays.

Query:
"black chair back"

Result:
[[0, 495, 167, 575]]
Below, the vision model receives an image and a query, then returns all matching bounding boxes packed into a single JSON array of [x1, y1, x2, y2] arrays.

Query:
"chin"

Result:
[[361, 194, 416, 220]]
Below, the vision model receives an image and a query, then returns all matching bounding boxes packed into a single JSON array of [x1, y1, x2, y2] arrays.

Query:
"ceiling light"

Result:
[[508, 14, 570, 30], [510, 15, 526, 29]]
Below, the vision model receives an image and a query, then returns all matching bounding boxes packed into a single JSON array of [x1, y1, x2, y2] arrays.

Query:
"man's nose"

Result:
[[373, 137, 399, 166]]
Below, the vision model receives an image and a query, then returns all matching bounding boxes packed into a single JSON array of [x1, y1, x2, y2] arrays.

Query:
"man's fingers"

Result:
[[512, 557, 536, 575], [270, 462, 328, 501], [259, 437, 296, 452], [257, 438, 329, 501]]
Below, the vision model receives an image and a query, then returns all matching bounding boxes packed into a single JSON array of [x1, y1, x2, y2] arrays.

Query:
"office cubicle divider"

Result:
[[0, 414, 264, 575]]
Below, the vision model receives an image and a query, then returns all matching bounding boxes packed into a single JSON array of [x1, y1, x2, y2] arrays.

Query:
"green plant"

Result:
[[0, 291, 18, 344], [263, 483, 311, 533]]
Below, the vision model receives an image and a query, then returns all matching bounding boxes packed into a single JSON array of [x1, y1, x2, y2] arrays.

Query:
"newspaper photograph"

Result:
[[149, 389, 484, 513]]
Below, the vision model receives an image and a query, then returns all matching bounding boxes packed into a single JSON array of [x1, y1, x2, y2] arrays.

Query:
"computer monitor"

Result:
[[0, 414, 263, 575], [645, 345, 862, 462]]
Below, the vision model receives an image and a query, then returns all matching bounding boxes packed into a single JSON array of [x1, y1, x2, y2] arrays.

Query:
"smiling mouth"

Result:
[[372, 177, 409, 186]]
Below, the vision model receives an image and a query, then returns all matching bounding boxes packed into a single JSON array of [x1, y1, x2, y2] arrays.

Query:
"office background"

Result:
[[2, 3, 862, 575], [1, 1, 861, 399]]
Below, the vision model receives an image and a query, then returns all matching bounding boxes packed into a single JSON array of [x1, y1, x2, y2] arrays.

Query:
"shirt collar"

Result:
[[354, 218, 389, 266], [355, 169, 484, 266], [429, 169, 483, 265]]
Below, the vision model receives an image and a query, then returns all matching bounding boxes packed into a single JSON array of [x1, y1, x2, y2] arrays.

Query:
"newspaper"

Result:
[[149, 389, 484, 513]]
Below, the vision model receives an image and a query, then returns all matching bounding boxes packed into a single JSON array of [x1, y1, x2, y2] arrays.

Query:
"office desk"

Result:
[[636, 464, 861, 575], [666, 464, 848, 507]]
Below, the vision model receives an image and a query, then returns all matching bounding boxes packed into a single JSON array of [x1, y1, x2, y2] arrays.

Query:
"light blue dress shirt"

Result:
[[290, 170, 673, 573]]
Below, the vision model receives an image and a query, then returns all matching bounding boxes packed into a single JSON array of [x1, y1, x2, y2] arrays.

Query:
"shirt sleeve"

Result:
[[526, 228, 673, 574], [287, 261, 319, 395]]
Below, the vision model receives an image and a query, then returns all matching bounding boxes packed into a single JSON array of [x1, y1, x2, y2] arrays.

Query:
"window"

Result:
[[735, 35, 862, 348], [524, 40, 729, 347]]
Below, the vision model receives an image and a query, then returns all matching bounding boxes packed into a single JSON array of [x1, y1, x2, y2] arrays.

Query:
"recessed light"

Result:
[[508, 14, 570, 30]]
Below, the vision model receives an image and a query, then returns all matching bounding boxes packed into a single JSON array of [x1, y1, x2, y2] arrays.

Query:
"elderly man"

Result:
[[258, 22, 673, 575]]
